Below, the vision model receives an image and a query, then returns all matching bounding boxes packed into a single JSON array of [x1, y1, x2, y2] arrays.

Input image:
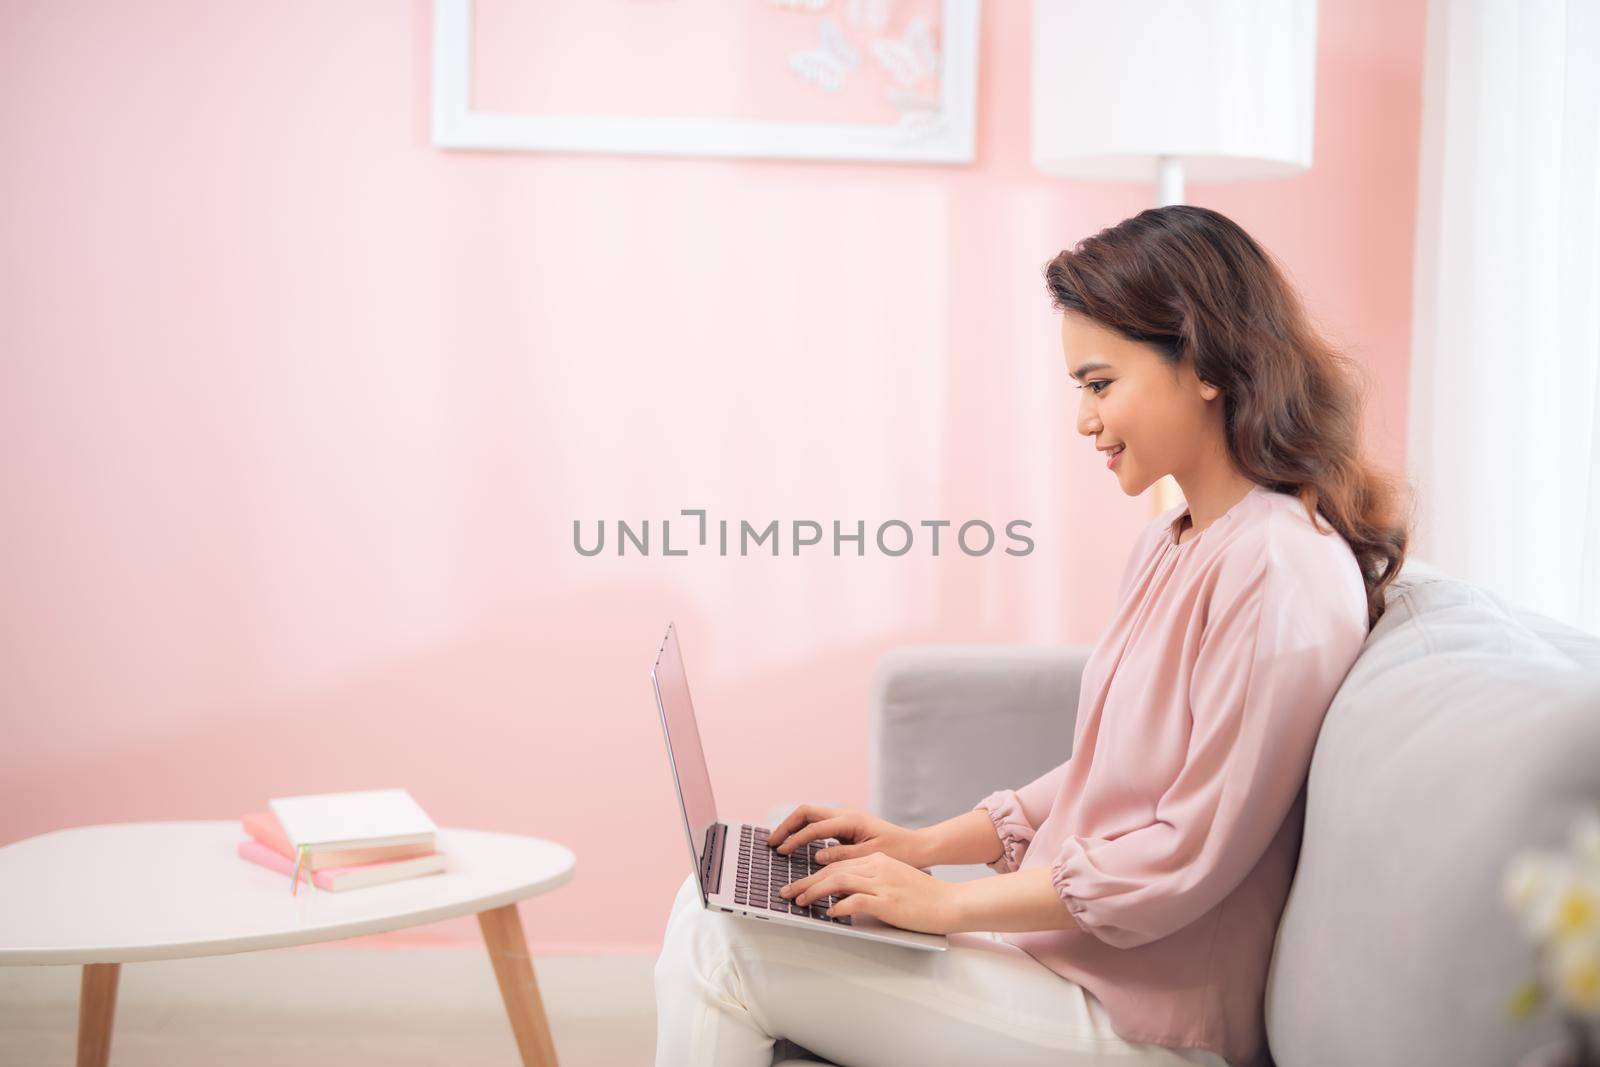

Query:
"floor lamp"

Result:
[[1032, 0, 1319, 517]]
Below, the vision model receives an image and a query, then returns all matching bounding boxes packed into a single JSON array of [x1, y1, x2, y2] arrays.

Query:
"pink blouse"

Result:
[[975, 483, 1370, 1067]]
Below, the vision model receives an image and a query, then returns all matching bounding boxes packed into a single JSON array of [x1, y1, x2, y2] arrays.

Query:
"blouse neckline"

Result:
[[1167, 483, 1268, 550]]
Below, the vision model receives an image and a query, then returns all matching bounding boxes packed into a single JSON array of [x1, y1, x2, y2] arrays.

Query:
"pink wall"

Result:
[[0, 1, 1425, 952]]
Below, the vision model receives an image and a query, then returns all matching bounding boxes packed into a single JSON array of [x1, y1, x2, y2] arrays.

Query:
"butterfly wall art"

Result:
[[432, 0, 980, 164]]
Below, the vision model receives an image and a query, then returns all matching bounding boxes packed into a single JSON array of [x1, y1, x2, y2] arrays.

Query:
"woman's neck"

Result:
[[1173, 467, 1258, 536]]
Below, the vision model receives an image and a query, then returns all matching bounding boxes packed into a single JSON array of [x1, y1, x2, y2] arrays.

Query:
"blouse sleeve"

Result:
[[972, 758, 1071, 875], [1047, 549, 1368, 949], [972, 514, 1168, 875]]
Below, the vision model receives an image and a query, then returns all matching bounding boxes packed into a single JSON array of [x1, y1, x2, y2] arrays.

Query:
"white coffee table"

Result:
[[0, 821, 577, 1067]]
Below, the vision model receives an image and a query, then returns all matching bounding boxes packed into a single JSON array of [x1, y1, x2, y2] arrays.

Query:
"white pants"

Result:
[[654, 872, 1233, 1067]]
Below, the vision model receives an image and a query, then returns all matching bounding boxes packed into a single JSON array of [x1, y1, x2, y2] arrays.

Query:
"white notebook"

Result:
[[268, 788, 437, 853]]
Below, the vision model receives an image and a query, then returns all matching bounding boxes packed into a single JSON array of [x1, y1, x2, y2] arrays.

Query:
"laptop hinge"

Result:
[[700, 822, 725, 895]]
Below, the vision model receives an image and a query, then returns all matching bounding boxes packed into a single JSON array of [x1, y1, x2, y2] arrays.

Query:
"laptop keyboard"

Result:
[[734, 826, 853, 925]]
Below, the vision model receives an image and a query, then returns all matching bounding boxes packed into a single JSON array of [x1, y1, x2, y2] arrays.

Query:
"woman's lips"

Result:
[[1106, 445, 1125, 470]]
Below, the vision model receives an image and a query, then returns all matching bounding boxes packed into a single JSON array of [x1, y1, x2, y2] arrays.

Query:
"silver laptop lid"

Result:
[[651, 623, 721, 904]]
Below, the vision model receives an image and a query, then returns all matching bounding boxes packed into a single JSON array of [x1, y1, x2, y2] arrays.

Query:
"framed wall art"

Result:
[[431, 0, 981, 164]]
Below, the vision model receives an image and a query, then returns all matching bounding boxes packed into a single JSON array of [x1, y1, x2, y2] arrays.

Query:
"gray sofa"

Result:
[[771, 559, 1600, 1066]]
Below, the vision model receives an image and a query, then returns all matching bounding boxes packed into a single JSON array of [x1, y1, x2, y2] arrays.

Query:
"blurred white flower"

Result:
[[1502, 810, 1600, 1042], [1548, 870, 1600, 942], [1544, 933, 1600, 1017], [1506, 858, 1600, 946], [1505, 850, 1554, 911], [1505, 850, 1563, 937]]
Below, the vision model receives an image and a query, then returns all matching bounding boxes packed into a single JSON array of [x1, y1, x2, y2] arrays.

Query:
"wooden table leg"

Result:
[[478, 903, 560, 1067], [77, 962, 119, 1067]]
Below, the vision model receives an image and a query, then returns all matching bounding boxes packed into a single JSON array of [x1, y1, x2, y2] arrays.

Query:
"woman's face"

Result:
[[1061, 310, 1222, 496]]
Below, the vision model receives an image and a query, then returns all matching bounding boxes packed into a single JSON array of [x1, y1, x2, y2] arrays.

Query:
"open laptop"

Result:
[[651, 622, 947, 951]]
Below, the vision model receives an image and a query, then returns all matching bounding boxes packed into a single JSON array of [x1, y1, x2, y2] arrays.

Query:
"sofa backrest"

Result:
[[1264, 559, 1600, 1067]]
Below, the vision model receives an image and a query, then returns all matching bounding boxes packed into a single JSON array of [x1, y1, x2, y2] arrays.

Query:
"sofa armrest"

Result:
[[867, 645, 1091, 845]]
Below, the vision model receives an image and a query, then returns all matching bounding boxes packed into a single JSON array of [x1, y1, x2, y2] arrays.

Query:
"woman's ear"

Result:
[[1198, 379, 1222, 402]]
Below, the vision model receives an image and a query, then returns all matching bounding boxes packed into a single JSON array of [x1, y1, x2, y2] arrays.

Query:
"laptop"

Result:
[[651, 622, 948, 951]]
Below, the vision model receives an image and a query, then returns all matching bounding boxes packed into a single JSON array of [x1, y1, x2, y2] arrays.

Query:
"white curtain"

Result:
[[1408, 0, 1600, 636]]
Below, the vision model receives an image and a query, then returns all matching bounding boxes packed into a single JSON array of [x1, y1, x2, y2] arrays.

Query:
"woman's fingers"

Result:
[[775, 816, 848, 854], [825, 892, 877, 918], [767, 803, 838, 848], [766, 806, 806, 846], [783, 870, 872, 907], [780, 870, 832, 902], [777, 855, 850, 898], [778, 854, 867, 899]]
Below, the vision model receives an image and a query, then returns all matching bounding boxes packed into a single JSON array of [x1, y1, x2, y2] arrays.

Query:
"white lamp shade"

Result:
[[1032, 0, 1318, 183]]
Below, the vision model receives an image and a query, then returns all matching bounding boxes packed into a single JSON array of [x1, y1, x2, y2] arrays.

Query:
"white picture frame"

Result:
[[431, 0, 981, 164]]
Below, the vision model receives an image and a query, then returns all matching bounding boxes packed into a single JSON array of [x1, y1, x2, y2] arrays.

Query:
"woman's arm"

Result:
[[947, 867, 1082, 933], [914, 808, 1005, 868], [914, 757, 1074, 871]]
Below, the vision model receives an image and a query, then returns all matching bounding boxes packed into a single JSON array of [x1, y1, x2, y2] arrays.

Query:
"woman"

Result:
[[653, 205, 1413, 1067]]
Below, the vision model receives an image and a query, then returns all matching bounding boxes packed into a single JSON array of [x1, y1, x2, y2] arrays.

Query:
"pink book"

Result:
[[241, 811, 432, 870], [236, 838, 446, 891]]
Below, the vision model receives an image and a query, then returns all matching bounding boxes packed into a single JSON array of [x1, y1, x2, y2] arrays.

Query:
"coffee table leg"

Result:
[[77, 963, 119, 1067], [478, 904, 560, 1067]]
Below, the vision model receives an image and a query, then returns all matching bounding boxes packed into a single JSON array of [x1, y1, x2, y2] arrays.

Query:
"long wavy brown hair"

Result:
[[1045, 205, 1414, 630]]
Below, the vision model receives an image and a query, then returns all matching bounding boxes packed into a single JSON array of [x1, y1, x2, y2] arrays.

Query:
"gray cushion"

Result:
[[1265, 563, 1600, 1066], [870, 644, 1090, 884]]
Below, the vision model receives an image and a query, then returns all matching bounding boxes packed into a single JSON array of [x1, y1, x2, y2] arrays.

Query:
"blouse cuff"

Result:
[[972, 789, 1035, 875], [1048, 837, 1134, 947], [1047, 849, 1100, 933]]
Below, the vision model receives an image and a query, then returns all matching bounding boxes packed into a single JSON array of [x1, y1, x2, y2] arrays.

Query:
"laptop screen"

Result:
[[651, 623, 719, 899]]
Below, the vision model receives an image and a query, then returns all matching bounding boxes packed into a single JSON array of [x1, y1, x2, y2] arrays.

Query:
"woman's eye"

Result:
[[1078, 380, 1110, 395]]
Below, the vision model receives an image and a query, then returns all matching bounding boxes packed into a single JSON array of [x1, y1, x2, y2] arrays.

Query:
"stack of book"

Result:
[[237, 787, 445, 892]]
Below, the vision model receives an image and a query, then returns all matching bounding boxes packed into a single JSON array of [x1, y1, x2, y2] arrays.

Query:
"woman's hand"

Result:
[[776, 853, 961, 934], [766, 804, 931, 869]]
